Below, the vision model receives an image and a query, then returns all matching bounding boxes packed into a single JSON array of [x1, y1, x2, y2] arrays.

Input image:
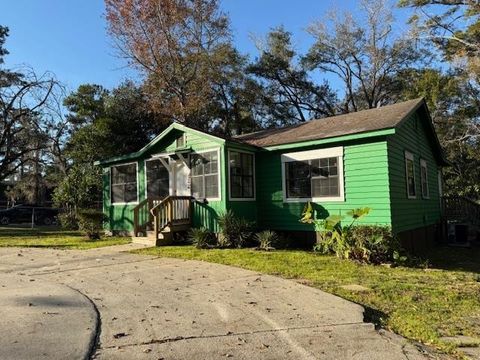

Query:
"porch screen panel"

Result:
[[111, 163, 137, 204], [146, 159, 169, 199]]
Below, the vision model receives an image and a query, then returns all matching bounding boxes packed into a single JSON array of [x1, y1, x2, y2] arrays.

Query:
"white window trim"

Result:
[[144, 157, 170, 200], [281, 147, 345, 203], [110, 161, 139, 206], [405, 151, 416, 199], [228, 149, 256, 201], [420, 158, 430, 199], [189, 148, 221, 202]]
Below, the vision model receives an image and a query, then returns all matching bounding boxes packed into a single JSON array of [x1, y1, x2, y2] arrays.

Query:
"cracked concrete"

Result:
[[0, 244, 449, 359]]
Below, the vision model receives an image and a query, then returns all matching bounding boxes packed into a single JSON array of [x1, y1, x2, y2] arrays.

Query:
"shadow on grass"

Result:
[[423, 245, 480, 274], [363, 305, 389, 329], [0, 226, 80, 238]]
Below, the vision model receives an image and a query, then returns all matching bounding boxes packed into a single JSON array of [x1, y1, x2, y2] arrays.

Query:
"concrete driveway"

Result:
[[0, 244, 443, 360]]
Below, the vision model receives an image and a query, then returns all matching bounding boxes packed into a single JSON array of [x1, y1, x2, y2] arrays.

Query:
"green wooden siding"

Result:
[[255, 139, 392, 232], [387, 114, 441, 234]]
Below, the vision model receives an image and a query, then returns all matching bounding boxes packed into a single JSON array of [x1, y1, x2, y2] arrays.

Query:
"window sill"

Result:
[[193, 197, 221, 203], [283, 197, 345, 203], [111, 202, 139, 206], [229, 197, 256, 202]]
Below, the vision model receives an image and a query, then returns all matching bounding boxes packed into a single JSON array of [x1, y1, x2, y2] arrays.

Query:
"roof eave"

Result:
[[94, 123, 227, 167], [259, 128, 396, 151]]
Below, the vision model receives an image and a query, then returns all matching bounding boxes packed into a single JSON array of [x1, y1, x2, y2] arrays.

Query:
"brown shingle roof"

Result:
[[234, 98, 425, 147]]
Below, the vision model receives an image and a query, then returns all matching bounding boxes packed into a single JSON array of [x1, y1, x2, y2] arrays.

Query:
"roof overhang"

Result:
[[94, 123, 225, 167]]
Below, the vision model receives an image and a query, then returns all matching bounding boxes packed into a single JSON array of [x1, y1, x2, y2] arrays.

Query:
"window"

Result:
[[281, 147, 344, 202], [146, 159, 169, 199], [111, 163, 138, 204], [229, 151, 254, 199], [176, 134, 186, 148], [190, 150, 219, 199], [420, 159, 429, 198], [405, 151, 416, 199]]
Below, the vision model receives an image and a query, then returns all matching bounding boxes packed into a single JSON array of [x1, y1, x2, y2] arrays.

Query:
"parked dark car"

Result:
[[0, 205, 59, 226]]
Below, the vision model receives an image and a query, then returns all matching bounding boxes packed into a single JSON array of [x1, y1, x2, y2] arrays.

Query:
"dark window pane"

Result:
[[286, 161, 311, 198], [406, 158, 415, 196], [241, 153, 253, 176], [229, 151, 254, 198], [231, 175, 242, 198], [124, 183, 137, 203], [242, 176, 254, 197], [146, 160, 169, 198], [112, 184, 123, 203]]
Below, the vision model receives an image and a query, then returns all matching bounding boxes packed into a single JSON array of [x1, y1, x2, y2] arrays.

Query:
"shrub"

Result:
[[189, 227, 216, 249], [255, 230, 278, 251], [301, 203, 408, 264], [58, 211, 79, 230], [77, 209, 106, 240], [346, 225, 405, 264], [217, 210, 254, 248]]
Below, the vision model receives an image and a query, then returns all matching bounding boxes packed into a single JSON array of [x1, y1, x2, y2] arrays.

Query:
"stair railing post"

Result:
[[153, 207, 159, 241], [133, 207, 138, 237]]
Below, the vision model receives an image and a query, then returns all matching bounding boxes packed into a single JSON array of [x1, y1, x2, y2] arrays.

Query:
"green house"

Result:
[[95, 98, 448, 251]]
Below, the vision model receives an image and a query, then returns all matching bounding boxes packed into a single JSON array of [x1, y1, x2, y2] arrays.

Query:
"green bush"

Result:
[[58, 211, 79, 230], [255, 230, 278, 250], [301, 203, 408, 264], [347, 225, 405, 264], [77, 209, 106, 240], [217, 210, 254, 248], [189, 227, 216, 249]]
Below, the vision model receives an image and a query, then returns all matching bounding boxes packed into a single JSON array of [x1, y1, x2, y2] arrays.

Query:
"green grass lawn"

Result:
[[133, 245, 480, 356], [0, 226, 130, 249]]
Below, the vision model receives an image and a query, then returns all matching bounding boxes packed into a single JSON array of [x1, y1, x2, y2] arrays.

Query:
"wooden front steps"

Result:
[[132, 195, 193, 247], [132, 223, 191, 247]]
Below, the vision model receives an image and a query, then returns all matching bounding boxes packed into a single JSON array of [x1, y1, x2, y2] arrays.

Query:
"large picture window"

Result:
[[145, 159, 169, 199], [282, 147, 344, 202], [405, 151, 416, 199], [190, 150, 219, 199], [111, 163, 138, 204], [285, 157, 340, 198], [229, 151, 254, 199]]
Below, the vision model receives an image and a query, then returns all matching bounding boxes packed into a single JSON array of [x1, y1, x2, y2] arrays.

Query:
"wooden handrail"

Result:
[[150, 196, 193, 237], [132, 197, 165, 237]]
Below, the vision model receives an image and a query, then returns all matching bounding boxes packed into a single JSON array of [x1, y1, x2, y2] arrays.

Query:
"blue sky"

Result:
[[1, 0, 412, 92]]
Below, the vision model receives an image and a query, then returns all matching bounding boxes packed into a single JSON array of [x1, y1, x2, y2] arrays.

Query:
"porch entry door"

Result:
[[172, 159, 190, 196]]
